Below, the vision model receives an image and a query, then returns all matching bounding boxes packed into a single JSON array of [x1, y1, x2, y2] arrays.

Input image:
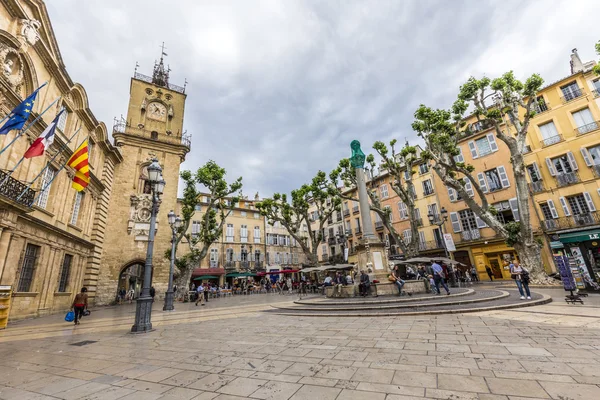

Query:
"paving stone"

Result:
[[425, 388, 480, 400], [392, 371, 437, 388], [437, 374, 489, 393], [297, 377, 339, 387], [138, 367, 185, 383], [288, 385, 341, 400], [485, 377, 549, 398], [539, 381, 600, 400], [248, 380, 302, 400], [335, 388, 386, 400], [188, 374, 237, 392], [354, 382, 425, 397], [216, 377, 267, 397], [477, 359, 527, 372], [161, 370, 209, 387], [157, 387, 204, 400], [314, 365, 357, 380], [350, 367, 394, 384]]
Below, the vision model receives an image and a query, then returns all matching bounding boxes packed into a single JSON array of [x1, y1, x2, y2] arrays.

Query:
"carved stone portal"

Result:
[[129, 194, 154, 241]]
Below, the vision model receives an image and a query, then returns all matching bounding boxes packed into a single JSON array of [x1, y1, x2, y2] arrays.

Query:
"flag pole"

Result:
[[30, 136, 89, 206], [0, 96, 60, 157], [15, 125, 83, 202], [0, 82, 48, 127]]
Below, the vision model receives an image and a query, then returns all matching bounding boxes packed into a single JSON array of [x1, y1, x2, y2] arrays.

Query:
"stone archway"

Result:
[[117, 261, 150, 301]]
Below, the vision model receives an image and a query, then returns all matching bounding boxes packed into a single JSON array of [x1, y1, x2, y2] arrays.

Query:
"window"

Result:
[[458, 209, 478, 231], [485, 168, 503, 192], [254, 250, 261, 263], [534, 96, 548, 113], [454, 147, 464, 163], [593, 79, 600, 92], [151, 131, 158, 140], [527, 163, 542, 182], [240, 211, 247, 217], [355, 217, 361, 231], [427, 203, 439, 221], [492, 201, 516, 224], [475, 136, 492, 156], [57, 110, 68, 132], [57, 254, 73, 293], [552, 154, 575, 174], [254, 226, 261, 243], [226, 224, 234, 242], [467, 134, 498, 158], [585, 144, 600, 166], [398, 201, 408, 219], [70, 192, 84, 225], [226, 248, 234, 262], [194, 204, 202, 211], [539, 202, 558, 220], [88, 141, 94, 164], [191, 221, 201, 237], [380, 184, 389, 199], [422, 179, 434, 196], [561, 82, 581, 101], [403, 230, 411, 242], [572, 108, 597, 134], [345, 220, 351, 233], [210, 248, 218, 262], [567, 194, 590, 215], [17, 244, 40, 292], [240, 225, 248, 243], [254, 212, 260, 219], [36, 166, 56, 209], [419, 163, 429, 174], [539, 121, 561, 145]]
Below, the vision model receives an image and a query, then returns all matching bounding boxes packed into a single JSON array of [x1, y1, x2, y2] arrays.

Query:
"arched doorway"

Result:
[[118, 262, 148, 301]]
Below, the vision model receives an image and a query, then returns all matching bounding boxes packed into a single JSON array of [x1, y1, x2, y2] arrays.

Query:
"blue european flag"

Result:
[[0, 84, 46, 135]]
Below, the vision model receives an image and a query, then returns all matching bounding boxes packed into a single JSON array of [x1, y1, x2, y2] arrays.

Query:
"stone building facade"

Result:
[[95, 58, 190, 305], [0, 0, 122, 319]]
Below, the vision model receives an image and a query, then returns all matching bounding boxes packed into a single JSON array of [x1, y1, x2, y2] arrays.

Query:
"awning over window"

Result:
[[225, 272, 257, 278], [192, 268, 225, 277], [559, 229, 600, 244]]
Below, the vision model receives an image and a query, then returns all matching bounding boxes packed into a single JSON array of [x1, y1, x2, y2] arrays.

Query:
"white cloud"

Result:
[[45, 0, 600, 198]]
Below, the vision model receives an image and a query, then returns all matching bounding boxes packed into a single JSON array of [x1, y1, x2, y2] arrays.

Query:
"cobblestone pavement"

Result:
[[0, 288, 599, 400]]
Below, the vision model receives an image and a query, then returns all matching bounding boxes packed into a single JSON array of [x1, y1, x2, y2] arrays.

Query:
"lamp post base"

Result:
[[163, 290, 174, 311], [131, 296, 154, 333]]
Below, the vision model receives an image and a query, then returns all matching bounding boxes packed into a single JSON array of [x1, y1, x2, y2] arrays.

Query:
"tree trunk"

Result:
[[512, 241, 554, 285]]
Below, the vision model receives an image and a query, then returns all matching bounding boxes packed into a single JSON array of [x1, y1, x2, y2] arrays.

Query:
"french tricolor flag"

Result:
[[24, 109, 64, 159]]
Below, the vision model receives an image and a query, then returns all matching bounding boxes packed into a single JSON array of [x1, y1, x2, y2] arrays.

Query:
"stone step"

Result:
[[295, 288, 474, 306]]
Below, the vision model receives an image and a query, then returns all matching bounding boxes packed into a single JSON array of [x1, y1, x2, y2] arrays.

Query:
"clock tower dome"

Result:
[[96, 50, 191, 305]]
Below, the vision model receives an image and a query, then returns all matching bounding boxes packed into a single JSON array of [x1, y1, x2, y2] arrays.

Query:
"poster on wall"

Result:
[[443, 233, 456, 252]]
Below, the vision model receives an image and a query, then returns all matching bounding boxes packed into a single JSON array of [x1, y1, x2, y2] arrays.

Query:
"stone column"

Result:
[[355, 168, 376, 240]]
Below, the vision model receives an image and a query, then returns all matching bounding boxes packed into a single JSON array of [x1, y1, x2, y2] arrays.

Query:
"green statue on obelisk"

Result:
[[350, 140, 366, 169]]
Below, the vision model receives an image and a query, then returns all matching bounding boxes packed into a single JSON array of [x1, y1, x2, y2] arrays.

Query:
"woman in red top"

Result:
[[71, 287, 88, 325]]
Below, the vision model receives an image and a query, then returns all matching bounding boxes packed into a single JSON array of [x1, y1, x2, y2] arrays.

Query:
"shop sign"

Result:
[[589, 233, 600, 240], [443, 233, 456, 252], [554, 255, 576, 291]]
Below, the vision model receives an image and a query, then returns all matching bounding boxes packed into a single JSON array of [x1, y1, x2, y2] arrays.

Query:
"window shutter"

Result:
[[545, 157, 557, 176], [450, 212, 462, 232], [567, 151, 579, 170], [403, 230, 412, 242], [475, 215, 487, 228], [448, 187, 456, 202], [533, 162, 542, 180], [468, 141, 478, 158], [454, 148, 464, 163], [419, 231, 426, 244], [486, 133, 499, 152], [547, 200, 559, 218], [464, 179, 474, 197], [508, 197, 520, 221], [415, 208, 421, 220], [497, 165, 510, 188], [477, 172, 488, 193], [583, 192, 596, 211], [559, 197, 571, 216], [580, 147, 592, 167]]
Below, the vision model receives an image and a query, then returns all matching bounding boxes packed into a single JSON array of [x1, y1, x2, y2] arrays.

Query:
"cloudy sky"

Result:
[[46, 0, 600, 198]]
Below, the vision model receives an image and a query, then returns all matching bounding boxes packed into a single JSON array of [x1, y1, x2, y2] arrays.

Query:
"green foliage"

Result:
[[504, 221, 521, 247], [595, 40, 600, 76]]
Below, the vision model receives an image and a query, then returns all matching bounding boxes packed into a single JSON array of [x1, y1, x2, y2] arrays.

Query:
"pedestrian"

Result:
[[428, 275, 436, 294], [118, 287, 126, 305], [204, 283, 209, 302], [391, 265, 409, 296], [359, 270, 370, 297], [287, 277, 293, 295], [150, 286, 156, 302], [485, 266, 494, 282], [470, 266, 479, 282], [127, 288, 135, 304], [510, 261, 531, 300], [346, 271, 353, 285], [71, 287, 88, 325], [195, 283, 205, 306], [432, 260, 450, 295]]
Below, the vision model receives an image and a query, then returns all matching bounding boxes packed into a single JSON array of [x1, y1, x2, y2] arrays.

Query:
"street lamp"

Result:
[[336, 230, 349, 263], [131, 159, 164, 333], [427, 207, 449, 258], [163, 210, 182, 311], [249, 244, 253, 270]]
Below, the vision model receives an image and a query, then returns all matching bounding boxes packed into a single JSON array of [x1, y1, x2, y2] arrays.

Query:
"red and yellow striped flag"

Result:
[[67, 139, 90, 191]]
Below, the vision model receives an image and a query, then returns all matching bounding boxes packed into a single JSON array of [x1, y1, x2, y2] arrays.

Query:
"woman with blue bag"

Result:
[[70, 287, 88, 325]]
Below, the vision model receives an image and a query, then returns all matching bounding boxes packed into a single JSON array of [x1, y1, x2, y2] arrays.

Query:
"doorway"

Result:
[[488, 258, 504, 279], [118, 263, 146, 300]]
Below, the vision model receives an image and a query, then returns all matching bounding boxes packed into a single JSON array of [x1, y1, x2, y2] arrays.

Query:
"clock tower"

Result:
[[95, 52, 191, 305]]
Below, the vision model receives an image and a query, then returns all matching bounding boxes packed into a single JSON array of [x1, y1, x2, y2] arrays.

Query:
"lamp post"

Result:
[[427, 207, 458, 286], [163, 210, 182, 311], [131, 159, 164, 333], [249, 244, 253, 271], [336, 230, 349, 263]]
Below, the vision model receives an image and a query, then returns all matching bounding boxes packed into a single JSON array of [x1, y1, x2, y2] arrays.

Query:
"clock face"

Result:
[[147, 102, 166, 121]]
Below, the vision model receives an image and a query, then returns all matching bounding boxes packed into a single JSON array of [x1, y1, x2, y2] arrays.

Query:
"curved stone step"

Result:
[[294, 288, 475, 306], [278, 290, 506, 312], [265, 291, 551, 317]]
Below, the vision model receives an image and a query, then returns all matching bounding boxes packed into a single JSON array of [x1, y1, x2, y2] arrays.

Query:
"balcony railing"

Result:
[[113, 118, 191, 149], [328, 237, 337, 245], [556, 172, 580, 187], [418, 240, 445, 251], [461, 229, 481, 241], [542, 134, 562, 147], [134, 72, 185, 93], [534, 101, 549, 114], [575, 121, 600, 135], [209, 261, 218, 268], [529, 180, 545, 193], [415, 218, 423, 227], [593, 89, 600, 98], [355, 227, 362, 234], [352, 206, 359, 214], [0, 170, 36, 207], [550, 211, 600, 230], [343, 209, 350, 217], [240, 261, 250, 270], [561, 88, 584, 103], [375, 221, 384, 230], [423, 189, 434, 197], [225, 261, 236, 270]]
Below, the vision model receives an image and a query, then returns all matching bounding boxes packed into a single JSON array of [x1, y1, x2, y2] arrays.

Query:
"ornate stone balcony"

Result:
[[0, 169, 36, 208]]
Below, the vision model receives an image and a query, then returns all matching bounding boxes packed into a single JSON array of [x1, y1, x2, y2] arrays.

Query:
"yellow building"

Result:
[[524, 49, 600, 284], [0, 0, 122, 318]]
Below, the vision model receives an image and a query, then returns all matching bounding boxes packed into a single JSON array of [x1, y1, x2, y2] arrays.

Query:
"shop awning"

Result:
[[559, 229, 600, 244], [226, 272, 257, 277], [192, 268, 225, 277], [550, 241, 564, 249], [193, 275, 219, 280]]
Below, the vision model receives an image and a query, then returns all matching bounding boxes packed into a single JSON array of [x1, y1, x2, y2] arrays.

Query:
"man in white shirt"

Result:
[[195, 284, 205, 306]]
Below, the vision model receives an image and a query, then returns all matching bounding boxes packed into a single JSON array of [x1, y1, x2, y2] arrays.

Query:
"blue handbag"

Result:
[[65, 311, 75, 322]]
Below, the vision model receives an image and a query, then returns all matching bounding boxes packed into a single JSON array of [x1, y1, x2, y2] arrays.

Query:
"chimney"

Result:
[[570, 48, 584, 74]]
